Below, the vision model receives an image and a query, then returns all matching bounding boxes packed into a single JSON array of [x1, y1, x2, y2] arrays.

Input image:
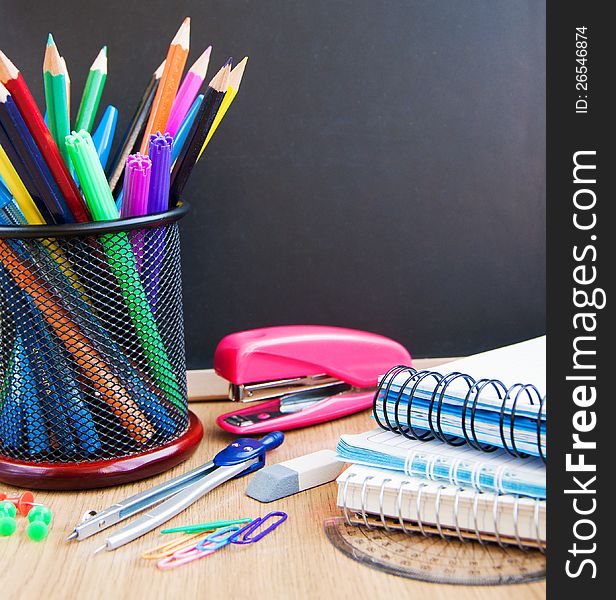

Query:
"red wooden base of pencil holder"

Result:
[[0, 411, 203, 490], [0, 204, 200, 489]]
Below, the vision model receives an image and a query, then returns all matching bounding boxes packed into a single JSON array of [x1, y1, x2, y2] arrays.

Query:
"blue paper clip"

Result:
[[229, 512, 288, 545], [195, 525, 241, 552]]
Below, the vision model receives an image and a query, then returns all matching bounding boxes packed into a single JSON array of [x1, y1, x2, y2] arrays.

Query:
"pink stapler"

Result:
[[214, 325, 412, 434]]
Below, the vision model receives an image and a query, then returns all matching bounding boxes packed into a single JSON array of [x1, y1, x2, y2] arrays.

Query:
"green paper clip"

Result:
[[160, 517, 252, 534]]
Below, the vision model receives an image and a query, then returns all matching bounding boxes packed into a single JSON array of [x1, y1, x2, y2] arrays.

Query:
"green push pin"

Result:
[[26, 505, 52, 542], [0, 500, 17, 536]]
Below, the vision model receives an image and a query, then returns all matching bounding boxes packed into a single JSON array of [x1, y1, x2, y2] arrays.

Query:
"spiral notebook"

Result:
[[337, 429, 546, 499], [373, 336, 546, 459], [337, 464, 546, 549]]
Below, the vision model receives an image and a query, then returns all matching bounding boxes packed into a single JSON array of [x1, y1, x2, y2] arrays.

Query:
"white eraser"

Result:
[[246, 450, 343, 502]]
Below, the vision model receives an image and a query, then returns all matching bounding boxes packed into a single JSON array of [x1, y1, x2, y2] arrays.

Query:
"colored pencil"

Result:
[[75, 46, 107, 133], [165, 46, 210, 137], [91, 104, 118, 170], [139, 18, 190, 153], [107, 61, 164, 193], [199, 57, 247, 159], [60, 56, 70, 120], [0, 83, 74, 223], [121, 153, 151, 218], [0, 144, 45, 223], [66, 130, 183, 408], [43, 34, 71, 169], [171, 94, 203, 164], [170, 60, 230, 203], [0, 50, 90, 222], [0, 306, 49, 454]]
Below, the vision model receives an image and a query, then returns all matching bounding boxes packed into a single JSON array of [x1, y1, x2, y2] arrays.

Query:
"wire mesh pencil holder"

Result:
[[0, 202, 202, 489]]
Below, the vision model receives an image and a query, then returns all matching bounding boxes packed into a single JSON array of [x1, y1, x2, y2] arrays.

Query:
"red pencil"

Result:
[[0, 50, 90, 222]]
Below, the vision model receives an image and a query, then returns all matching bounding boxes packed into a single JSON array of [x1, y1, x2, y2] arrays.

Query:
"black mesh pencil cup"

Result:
[[0, 203, 203, 489]]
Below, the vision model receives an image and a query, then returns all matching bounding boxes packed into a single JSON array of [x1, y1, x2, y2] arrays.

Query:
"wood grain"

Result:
[[3, 359, 545, 600]]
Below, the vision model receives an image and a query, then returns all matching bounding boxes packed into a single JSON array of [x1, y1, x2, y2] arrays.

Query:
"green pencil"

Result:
[[65, 129, 182, 408], [75, 46, 107, 133], [43, 34, 71, 169]]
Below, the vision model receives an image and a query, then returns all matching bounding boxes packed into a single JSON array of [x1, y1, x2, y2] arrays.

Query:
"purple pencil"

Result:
[[144, 132, 173, 313], [121, 153, 151, 272]]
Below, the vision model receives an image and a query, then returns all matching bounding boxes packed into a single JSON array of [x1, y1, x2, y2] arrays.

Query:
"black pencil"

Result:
[[169, 59, 230, 205], [107, 60, 164, 194]]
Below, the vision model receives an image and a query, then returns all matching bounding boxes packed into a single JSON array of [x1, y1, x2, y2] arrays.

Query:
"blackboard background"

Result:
[[1, 0, 546, 368]]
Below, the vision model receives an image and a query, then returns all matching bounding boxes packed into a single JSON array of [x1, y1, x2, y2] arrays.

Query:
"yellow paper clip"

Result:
[[141, 532, 205, 560]]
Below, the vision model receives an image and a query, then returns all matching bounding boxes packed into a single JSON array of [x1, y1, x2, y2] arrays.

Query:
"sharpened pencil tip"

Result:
[[228, 57, 248, 91], [154, 60, 166, 79], [0, 50, 20, 82], [225, 57, 233, 66], [47, 33, 55, 47], [171, 17, 191, 49], [91, 46, 108, 73], [65, 531, 78, 541], [189, 46, 212, 77], [94, 544, 106, 554]]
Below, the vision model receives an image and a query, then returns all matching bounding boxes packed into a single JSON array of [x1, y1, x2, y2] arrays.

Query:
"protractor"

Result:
[[324, 517, 546, 585]]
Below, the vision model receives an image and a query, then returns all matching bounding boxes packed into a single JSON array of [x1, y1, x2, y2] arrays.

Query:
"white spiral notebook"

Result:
[[336, 464, 546, 549], [374, 336, 546, 458]]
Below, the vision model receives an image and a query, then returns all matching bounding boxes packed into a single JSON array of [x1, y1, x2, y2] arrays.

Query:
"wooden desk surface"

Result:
[[4, 359, 546, 600]]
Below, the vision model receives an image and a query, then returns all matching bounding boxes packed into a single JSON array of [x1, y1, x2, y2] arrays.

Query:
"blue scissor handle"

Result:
[[213, 432, 284, 476]]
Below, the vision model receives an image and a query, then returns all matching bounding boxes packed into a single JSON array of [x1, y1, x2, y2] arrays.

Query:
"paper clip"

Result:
[[195, 525, 242, 552], [229, 512, 288, 545], [160, 517, 252, 534], [156, 526, 240, 571], [142, 532, 206, 560]]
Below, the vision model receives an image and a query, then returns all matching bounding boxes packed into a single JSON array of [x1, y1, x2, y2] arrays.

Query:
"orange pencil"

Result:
[[139, 17, 190, 153], [0, 239, 154, 443]]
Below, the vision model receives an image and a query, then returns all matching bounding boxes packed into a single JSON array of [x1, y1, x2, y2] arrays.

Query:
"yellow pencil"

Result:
[[197, 57, 247, 161], [0, 143, 45, 223]]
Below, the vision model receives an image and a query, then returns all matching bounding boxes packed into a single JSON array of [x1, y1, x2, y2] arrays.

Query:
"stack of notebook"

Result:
[[335, 337, 546, 549]]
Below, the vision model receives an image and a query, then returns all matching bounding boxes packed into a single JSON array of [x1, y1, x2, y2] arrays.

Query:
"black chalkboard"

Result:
[[1, 0, 546, 368]]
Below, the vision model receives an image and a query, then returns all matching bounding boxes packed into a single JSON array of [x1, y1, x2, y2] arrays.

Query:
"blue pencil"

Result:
[[172, 94, 203, 164], [0, 269, 50, 455], [92, 105, 118, 170], [24, 293, 101, 455]]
